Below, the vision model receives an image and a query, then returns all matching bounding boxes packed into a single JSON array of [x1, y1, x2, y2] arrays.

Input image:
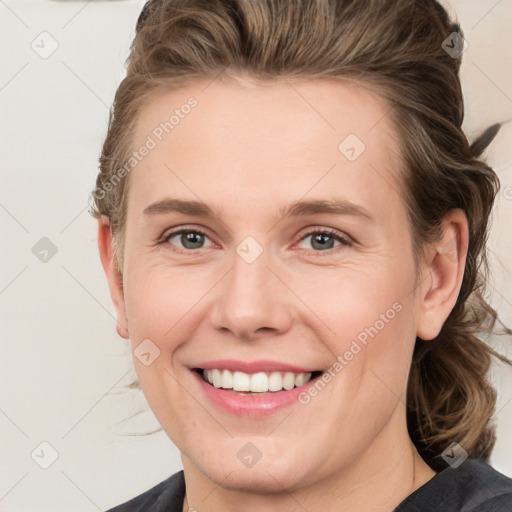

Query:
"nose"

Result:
[[209, 250, 294, 342]]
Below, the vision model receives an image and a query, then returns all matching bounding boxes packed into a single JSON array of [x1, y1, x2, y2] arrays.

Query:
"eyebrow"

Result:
[[142, 197, 375, 223], [143, 198, 214, 217], [281, 198, 375, 222]]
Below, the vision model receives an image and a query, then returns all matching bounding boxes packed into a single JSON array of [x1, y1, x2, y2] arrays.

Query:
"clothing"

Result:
[[105, 458, 512, 511]]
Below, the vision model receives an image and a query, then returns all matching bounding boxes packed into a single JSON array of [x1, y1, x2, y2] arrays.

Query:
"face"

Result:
[[107, 77, 430, 492]]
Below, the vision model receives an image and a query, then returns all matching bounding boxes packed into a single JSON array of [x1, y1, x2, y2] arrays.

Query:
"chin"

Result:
[[210, 467, 304, 494], [191, 449, 313, 495]]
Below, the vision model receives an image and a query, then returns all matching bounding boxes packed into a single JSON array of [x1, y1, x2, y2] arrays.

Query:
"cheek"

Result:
[[123, 262, 212, 344], [288, 257, 415, 347], [293, 258, 417, 406], [122, 263, 205, 436], [334, 299, 414, 433], [312, 296, 416, 453]]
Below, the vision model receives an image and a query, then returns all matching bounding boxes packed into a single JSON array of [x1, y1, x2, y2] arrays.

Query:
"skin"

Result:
[[98, 76, 469, 511]]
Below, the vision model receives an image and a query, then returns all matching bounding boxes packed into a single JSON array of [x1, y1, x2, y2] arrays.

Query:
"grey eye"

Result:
[[166, 230, 212, 250], [297, 231, 346, 251]]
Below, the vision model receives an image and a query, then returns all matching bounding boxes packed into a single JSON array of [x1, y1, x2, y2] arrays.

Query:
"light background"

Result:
[[0, 0, 511, 510]]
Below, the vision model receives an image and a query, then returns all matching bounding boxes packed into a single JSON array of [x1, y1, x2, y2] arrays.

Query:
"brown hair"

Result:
[[89, 0, 512, 471]]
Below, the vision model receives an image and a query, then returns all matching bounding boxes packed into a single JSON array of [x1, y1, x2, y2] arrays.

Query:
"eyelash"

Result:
[[160, 226, 353, 255]]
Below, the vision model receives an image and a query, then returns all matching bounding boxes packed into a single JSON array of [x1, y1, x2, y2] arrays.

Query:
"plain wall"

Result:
[[0, 1, 511, 510]]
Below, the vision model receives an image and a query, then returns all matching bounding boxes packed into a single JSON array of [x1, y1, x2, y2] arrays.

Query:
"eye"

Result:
[[296, 228, 352, 252], [160, 227, 352, 253], [164, 229, 214, 250]]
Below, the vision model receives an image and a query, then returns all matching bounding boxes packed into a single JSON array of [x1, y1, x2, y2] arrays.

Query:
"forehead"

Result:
[[127, 77, 404, 222]]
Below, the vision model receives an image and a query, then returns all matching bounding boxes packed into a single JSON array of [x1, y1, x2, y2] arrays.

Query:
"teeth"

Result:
[[268, 371, 283, 392], [250, 372, 268, 392], [233, 371, 250, 391], [221, 369, 233, 389], [294, 373, 308, 387], [202, 369, 312, 393], [283, 372, 295, 390], [211, 369, 222, 388]]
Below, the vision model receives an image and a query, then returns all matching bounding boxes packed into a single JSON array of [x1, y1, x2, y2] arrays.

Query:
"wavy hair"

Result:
[[89, 0, 512, 471]]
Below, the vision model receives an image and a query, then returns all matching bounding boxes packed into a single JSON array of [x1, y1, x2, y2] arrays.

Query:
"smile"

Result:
[[199, 368, 319, 393], [190, 361, 325, 417]]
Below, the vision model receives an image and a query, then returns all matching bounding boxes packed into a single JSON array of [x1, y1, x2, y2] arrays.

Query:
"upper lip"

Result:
[[192, 359, 320, 373]]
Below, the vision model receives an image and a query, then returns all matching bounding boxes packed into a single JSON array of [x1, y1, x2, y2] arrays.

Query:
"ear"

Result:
[[416, 208, 469, 341], [97, 216, 129, 339]]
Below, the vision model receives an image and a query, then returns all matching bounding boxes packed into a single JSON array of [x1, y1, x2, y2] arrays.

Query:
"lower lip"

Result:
[[191, 370, 319, 418]]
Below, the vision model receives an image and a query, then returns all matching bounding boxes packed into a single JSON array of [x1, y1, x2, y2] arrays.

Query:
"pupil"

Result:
[[182, 232, 204, 249], [312, 233, 334, 251]]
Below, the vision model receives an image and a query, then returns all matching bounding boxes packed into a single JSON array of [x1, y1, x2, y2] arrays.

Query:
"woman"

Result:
[[90, 0, 512, 510]]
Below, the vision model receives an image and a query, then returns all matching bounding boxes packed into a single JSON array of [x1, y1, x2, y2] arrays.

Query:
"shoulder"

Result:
[[104, 470, 185, 512], [395, 458, 512, 512], [480, 493, 512, 512]]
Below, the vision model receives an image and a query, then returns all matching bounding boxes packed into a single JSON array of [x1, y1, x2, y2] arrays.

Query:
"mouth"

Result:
[[192, 368, 323, 395]]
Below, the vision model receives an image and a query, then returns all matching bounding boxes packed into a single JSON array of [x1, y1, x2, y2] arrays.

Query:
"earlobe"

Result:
[[97, 216, 129, 340], [416, 209, 469, 341]]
